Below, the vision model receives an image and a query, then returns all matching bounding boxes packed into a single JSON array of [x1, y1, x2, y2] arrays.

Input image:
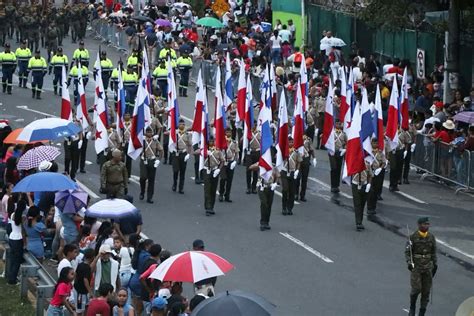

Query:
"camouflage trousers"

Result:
[[410, 269, 432, 308]]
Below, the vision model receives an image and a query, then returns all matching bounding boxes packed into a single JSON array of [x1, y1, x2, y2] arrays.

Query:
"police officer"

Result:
[[367, 138, 387, 216], [123, 65, 138, 114], [203, 136, 225, 216], [140, 127, 164, 204], [405, 217, 437, 316], [281, 137, 302, 215], [0, 43, 16, 94], [329, 120, 347, 193], [159, 38, 177, 66], [15, 40, 31, 89], [28, 50, 47, 99], [176, 51, 193, 97], [68, 62, 89, 105], [99, 51, 114, 92], [100, 149, 128, 198], [351, 161, 372, 231], [245, 123, 261, 194], [153, 59, 168, 99], [72, 40, 90, 68], [389, 128, 407, 192], [219, 127, 239, 202], [127, 49, 139, 73], [49, 47, 68, 95], [254, 163, 279, 231], [295, 133, 316, 202], [172, 119, 192, 193]]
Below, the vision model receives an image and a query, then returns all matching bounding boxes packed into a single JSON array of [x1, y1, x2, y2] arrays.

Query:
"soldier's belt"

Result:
[[107, 181, 123, 185], [413, 254, 431, 258]]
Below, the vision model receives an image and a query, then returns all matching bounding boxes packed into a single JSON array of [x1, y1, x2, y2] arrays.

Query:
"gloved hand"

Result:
[[365, 183, 371, 193], [270, 183, 278, 191], [153, 135, 159, 140], [408, 264, 414, 272], [339, 149, 346, 156], [230, 161, 237, 170], [213, 169, 220, 178], [403, 150, 407, 159], [314, 128, 319, 139], [374, 168, 382, 176], [86, 131, 92, 140], [184, 154, 190, 162], [154, 160, 160, 168], [432, 264, 438, 277], [411, 144, 416, 153], [312, 158, 317, 168], [78, 140, 83, 149], [293, 170, 299, 179], [99, 187, 106, 194]]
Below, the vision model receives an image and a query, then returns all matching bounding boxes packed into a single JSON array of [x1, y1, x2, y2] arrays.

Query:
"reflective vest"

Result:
[[73, 48, 90, 64], [127, 55, 139, 67], [152, 66, 168, 81], [159, 48, 177, 60], [28, 57, 47, 73], [176, 56, 193, 70], [51, 54, 69, 69], [100, 58, 114, 74], [123, 72, 138, 87], [15, 48, 31, 63], [69, 65, 89, 78], [110, 68, 126, 82], [0, 51, 17, 67]]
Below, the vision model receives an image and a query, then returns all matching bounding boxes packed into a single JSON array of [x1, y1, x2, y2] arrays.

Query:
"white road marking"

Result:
[[16, 105, 56, 118], [279, 232, 334, 263], [180, 115, 193, 123], [273, 190, 300, 205], [382, 181, 427, 204], [190, 177, 204, 186], [308, 177, 352, 199], [436, 239, 474, 260], [75, 179, 100, 199], [85, 160, 93, 165], [129, 175, 140, 185], [402, 308, 409, 313]]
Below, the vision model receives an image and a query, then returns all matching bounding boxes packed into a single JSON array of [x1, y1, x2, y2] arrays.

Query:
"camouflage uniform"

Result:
[[101, 159, 128, 198]]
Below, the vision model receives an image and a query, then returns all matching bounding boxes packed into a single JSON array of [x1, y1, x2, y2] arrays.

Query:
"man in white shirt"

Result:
[[269, 30, 283, 64], [279, 25, 292, 43], [57, 244, 79, 277]]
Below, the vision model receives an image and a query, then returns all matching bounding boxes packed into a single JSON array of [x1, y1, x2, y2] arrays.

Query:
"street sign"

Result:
[[416, 48, 425, 79]]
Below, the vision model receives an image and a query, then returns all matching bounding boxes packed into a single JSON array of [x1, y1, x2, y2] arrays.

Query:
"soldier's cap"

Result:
[[178, 118, 185, 124], [101, 50, 107, 55], [4, 43, 10, 48], [112, 149, 122, 158], [165, 38, 173, 44], [79, 40, 85, 45], [57, 47, 63, 52], [192, 239, 204, 249], [21, 39, 27, 45], [145, 126, 153, 132], [288, 135, 293, 141], [225, 127, 232, 132], [35, 49, 41, 54], [417, 217, 429, 224]]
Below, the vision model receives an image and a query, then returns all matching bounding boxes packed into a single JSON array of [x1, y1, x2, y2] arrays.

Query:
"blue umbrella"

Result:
[[13, 172, 78, 193], [55, 189, 89, 214], [17, 118, 81, 142]]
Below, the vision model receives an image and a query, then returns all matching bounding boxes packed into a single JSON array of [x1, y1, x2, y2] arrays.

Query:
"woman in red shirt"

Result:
[[47, 267, 76, 316]]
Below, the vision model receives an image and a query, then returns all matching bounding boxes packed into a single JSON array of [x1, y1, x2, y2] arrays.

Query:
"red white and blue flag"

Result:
[[269, 62, 277, 111], [93, 53, 109, 154], [373, 84, 384, 151], [385, 76, 399, 151], [258, 87, 274, 181], [400, 67, 409, 130], [339, 67, 350, 132], [116, 66, 126, 136], [342, 100, 366, 184], [199, 83, 210, 172], [191, 69, 205, 145], [141, 50, 152, 128], [167, 57, 180, 153], [76, 64, 89, 130], [347, 68, 355, 124], [259, 65, 271, 110], [322, 79, 335, 155], [276, 89, 289, 171], [242, 75, 254, 162], [127, 76, 148, 160], [299, 57, 309, 112], [60, 65, 72, 121], [292, 80, 305, 155], [360, 87, 374, 162], [224, 52, 233, 112], [214, 67, 227, 150], [236, 59, 246, 125]]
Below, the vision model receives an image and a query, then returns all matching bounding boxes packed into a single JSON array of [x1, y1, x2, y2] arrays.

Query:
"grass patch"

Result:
[[0, 277, 36, 315]]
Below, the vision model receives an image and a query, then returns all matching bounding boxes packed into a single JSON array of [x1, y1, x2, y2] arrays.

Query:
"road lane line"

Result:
[[273, 190, 300, 205], [382, 181, 427, 204], [180, 115, 193, 123], [279, 232, 334, 263], [308, 177, 352, 199], [76, 180, 100, 199], [436, 239, 474, 260], [17, 105, 57, 118], [402, 308, 409, 313]]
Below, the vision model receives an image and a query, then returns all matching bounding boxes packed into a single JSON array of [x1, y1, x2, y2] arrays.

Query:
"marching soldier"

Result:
[[0, 43, 16, 94], [351, 160, 372, 231], [281, 137, 302, 215], [295, 133, 316, 202], [28, 50, 47, 99], [15, 40, 31, 89], [64, 118, 82, 181], [389, 128, 407, 192], [99, 51, 114, 92], [49, 47, 68, 95], [176, 51, 193, 97], [329, 120, 347, 193], [203, 136, 225, 216], [121, 112, 133, 178], [219, 127, 239, 202], [100, 149, 128, 198], [153, 59, 168, 99], [405, 217, 437, 316], [45, 22, 59, 63], [401, 123, 416, 184], [367, 138, 387, 216], [123, 65, 138, 114], [72, 40, 90, 68], [245, 123, 261, 194], [172, 119, 192, 193], [254, 164, 279, 231], [140, 127, 164, 204]]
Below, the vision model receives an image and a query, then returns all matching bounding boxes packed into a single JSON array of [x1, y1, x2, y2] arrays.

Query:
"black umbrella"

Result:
[[191, 290, 275, 316], [132, 15, 154, 23]]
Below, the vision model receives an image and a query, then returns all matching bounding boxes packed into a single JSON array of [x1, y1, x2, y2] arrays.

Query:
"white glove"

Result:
[[213, 169, 220, 178], [403, 150, 407, 159], [365, 183, 371, 193], [153, 135, 159, 140], [374, 168, 382, 176], [314, 128, 319, 138], [230, 161, 237, 170], [184, 154, 190, 162], [86, 131, 92, 140], [339, 149, 346, 156], [78, 140, 83, 149], [154, 160, 160, 168], [311, 158, 317, 168], [270, 183, 278, 191], [411, 144, 416, 153], [293, 170, 299, 179]]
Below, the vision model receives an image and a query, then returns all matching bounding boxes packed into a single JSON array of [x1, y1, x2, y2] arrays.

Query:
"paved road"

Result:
[[1, 34, 473, 315]]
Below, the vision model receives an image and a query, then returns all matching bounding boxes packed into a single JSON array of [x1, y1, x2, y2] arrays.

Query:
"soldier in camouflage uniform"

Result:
[[100, 149, 128, 198], [4, 3, 16, 43], [405, 217, 437, 316]]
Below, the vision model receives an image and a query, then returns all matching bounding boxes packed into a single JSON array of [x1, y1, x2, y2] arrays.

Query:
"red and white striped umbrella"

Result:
[[149, 251, 234, 283], [17, 146, 61, 170]]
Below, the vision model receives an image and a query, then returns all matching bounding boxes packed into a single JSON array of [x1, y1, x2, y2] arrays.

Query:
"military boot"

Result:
[[36, 91, 41, 100], [32, 89, 36, 98], [54, 86, 58, 95], [408, 294, 417, 316], [418, 308, 426, 316]]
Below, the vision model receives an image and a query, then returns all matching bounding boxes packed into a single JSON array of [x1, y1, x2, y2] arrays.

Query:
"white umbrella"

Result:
[[327, 37, 346, 47], [319, 36, 332, 51], [85, 198, 138, 219], [17, 118, 81, 142]]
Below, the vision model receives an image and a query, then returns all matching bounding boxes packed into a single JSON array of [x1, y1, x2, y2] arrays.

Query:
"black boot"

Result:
[[54, 86, 57, 95], [408, 294, 417, 316], [36, 91, 41, 99], [32, 89, 36, 98], [418, 308, 426, 316]]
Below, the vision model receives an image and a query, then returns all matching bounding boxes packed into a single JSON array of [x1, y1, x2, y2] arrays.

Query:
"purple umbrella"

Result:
[[155, 18, 172, 27], [17, 145, 61, 170], [453, 111, 474, 124], [55, 189, 89, 214]]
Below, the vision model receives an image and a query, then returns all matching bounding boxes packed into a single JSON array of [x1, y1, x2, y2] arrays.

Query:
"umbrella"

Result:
[[149, 251, 234, 283], [55, 189, 89, 214], [3, 128, 48, 144], [196, 17, 224, 28], [17, 146, 61, 170], [327, 37, 346, 47], [155, 18, 172, 27], [13, 172, 78, 193], [191, 290, 275, 316], [86, 198, 138, 219], [319, 36, 332, 51], [172, 2, 191, 10], [453, 111, 474, 124], [17, 118, 81, 142], [132, 15, 154, 23]]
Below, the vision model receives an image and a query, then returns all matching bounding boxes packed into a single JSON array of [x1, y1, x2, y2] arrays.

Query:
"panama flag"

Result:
[[199, 87, 210, 172], [191, 69, 205, 145], [167, 57, 180, 153], [360, 87, 374, 162], [224, 52, 233, 112], [93, 54, 109, 154], [275, 89, 289, 171], [141, 50, 152, 128], [373, 84, 384, 151], [321, 79, 335, 155], [116, 67, 126, 136], [236, 59, 246, 125], [242, 75, 254, 162], [214, 67, 227, 150], [258, 91, 274, 181], [346, 68, 355, 124], [269, 62, 277, 111], [76, 64, 89, 130], [127, 77, 148, 160], [342, 100, 366, 184], [385, 76, 399, 151], [60, 65, 72, 121], [400, 67, 409, 130], [339, 67, 350, 132], [292, 80, 305, 154], [259, 65, 271, 110], [299, 57, 308, 112]]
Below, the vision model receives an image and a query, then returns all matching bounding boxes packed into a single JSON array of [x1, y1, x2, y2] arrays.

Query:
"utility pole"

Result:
[[445, 0, 460, 102]]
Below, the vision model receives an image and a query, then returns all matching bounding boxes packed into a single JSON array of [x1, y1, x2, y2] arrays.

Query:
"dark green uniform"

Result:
[[351, 161, 372, 230], [281, 148, 302, 215], [100, 160, 128, 198], [203, 146, 224, 215], [405, 230, 437, 316], [367, 150, 387, 215], [257, 170, 278, 230]]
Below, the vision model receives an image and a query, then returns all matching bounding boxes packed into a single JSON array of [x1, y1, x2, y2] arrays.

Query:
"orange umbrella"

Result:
[[3, 128, 48, 145]]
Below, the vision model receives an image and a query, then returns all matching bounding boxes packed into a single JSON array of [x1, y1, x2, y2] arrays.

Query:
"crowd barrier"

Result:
[[411, 134, 474, 194], [91, 18, 129, 55]]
